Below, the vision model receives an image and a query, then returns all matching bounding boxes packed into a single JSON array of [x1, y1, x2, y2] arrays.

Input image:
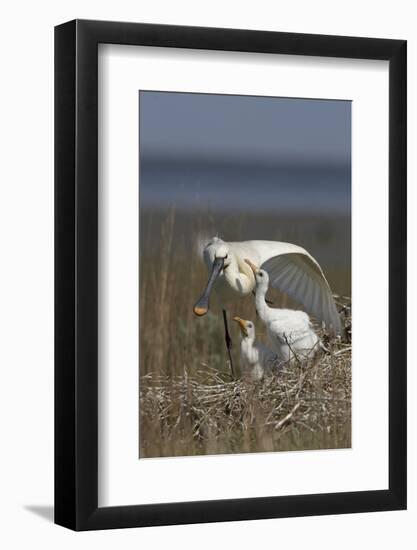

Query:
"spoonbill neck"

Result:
[[255, 284, 269, 319], [223, 261, 253, 295], [241, 334, 255, 345]]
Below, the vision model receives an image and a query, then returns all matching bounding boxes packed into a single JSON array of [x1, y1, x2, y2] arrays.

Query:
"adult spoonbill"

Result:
[[233, 316, 278, 381], [245, 259, 320, 362], [193, 237, 339, 371]]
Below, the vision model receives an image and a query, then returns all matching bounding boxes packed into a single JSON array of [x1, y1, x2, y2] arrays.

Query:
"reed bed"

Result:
[[140, 324, 351, 458]]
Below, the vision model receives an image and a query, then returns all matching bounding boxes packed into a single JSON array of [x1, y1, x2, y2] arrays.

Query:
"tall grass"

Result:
[[139, 208, 351, 457]]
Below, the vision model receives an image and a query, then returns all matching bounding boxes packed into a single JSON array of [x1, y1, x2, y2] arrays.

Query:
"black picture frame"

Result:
[[55, 19, 407, 531]]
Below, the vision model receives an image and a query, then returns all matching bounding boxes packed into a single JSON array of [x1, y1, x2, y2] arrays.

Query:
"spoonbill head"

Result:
[[193, 237, 254, 316], [243, 259, 270, 294], [233, 316, 256, 340]]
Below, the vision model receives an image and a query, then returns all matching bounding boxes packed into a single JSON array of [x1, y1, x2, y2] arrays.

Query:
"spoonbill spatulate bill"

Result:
[[245, 259, 320, 362]]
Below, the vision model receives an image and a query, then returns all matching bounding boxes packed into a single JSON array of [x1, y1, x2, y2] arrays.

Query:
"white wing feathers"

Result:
[[221, 239, 342, 334], [261, 252, 342, 334]]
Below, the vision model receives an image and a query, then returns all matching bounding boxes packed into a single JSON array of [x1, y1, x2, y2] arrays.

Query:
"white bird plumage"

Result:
[[245, 259, 320, 362], [194, 236, 341, 334], [233, 316, 278, 380]]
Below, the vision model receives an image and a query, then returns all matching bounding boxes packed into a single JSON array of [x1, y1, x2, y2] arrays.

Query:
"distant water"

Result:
[[140, 158, 351, 214]]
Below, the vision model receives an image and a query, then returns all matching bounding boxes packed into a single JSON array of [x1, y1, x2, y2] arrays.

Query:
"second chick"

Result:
[[233, 316, 278, 380]]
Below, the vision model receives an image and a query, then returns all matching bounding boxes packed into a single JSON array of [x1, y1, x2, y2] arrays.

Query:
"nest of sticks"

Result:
[[140, 295, 351, 458]]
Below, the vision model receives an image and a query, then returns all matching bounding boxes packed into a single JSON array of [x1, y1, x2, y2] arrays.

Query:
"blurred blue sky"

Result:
[[139, 91, 351, 213]]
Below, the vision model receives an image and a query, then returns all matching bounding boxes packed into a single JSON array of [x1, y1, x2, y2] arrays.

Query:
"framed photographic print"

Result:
[[55, 20, 407, 530]]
